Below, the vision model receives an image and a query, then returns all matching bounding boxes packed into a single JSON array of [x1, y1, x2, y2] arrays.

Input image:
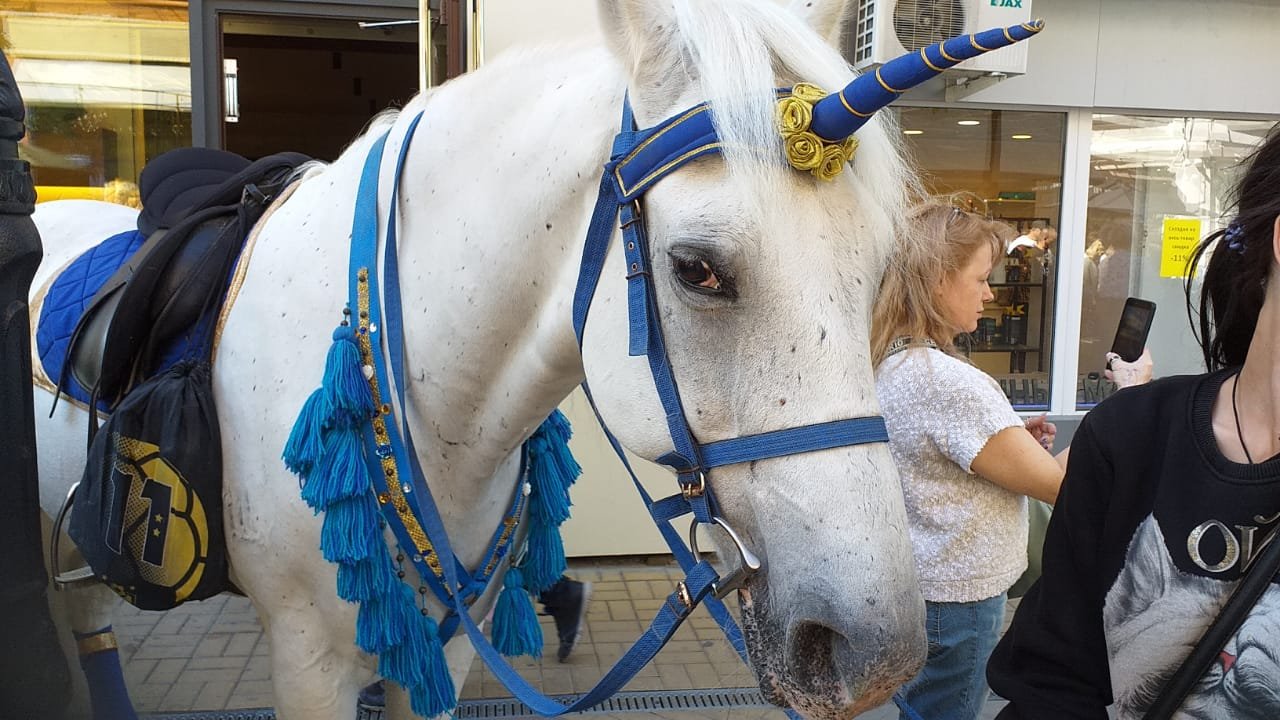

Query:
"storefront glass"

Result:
[[2, 1, 191, 205], [900, 107, 1068, 410], [1077, 115, 1273, 408]]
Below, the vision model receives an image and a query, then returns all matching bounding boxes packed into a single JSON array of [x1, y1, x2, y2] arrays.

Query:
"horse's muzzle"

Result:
[[740, 580, 925, 720]]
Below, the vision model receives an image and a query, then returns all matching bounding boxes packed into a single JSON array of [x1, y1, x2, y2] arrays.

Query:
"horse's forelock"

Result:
[[670, 0, 917, 244]]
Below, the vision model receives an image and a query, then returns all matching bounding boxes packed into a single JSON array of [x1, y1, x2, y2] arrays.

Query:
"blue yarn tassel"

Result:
[[408, 615, 456, 718], [337, 555, 397, 602], [521, 410, 581, 595], [539, 410, 581, 487], [301, 427, 371, 510], [320, 495, 382, 564], [356, 592, 410, 654], [542, 408, 573, 444], [523, 520, 567, 594], [378, 606, 428, 688], [283, 388, 329, 476], [323, 325, 374, 421], [528, 440, 572, 528], [491, 567, 543, 658]]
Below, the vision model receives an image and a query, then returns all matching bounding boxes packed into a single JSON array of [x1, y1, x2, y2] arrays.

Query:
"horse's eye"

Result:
[[671, 255, 721, 292]]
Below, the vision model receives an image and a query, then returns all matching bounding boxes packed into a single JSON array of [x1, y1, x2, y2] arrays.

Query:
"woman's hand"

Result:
[[1105, 348, 1154, 389], [1025, 414, 1057, 451]]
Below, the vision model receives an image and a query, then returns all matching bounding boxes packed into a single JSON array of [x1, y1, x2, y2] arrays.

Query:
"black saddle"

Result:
[[63, 148, 310, 418]]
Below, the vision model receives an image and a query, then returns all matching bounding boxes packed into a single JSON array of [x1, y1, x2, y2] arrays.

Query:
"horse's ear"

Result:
[[597, 0, 684, 103], [787, 0, 850, 46]]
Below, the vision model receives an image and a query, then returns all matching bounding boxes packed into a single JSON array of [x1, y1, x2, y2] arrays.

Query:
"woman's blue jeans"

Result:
[[893, 594, 1006, 720]]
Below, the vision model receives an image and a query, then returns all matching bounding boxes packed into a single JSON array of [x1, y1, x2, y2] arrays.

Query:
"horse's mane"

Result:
[[671, 0, 919, 229]]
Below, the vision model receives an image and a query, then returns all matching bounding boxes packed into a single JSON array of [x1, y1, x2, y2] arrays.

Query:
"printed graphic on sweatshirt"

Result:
[[1102, 515, 1280, 719]]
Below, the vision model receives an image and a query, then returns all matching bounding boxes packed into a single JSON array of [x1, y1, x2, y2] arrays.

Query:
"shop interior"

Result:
[[899, 106, 1067, 410]]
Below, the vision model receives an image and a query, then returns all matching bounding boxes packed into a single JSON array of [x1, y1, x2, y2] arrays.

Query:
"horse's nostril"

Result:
[[785, 621, 840, 696], [783, 620, 907, 713]]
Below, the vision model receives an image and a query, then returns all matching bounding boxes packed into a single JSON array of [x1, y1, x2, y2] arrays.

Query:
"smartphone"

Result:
[[1110, 297, 1157, 364]]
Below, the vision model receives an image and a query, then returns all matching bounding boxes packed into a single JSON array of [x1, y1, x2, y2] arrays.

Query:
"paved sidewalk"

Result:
[[109, 559, 1009, 718]]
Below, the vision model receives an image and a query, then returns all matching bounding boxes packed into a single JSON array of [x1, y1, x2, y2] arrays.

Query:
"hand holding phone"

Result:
[[1106, 348, 1154, 388], [1109, 297, 1156, 367]]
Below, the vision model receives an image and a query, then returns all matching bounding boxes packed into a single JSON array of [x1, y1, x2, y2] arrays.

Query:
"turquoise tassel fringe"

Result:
[[282, 388, 329, 475], [528, 436, 571, 527], [378, 607, 429, 688], [407, 615, 455, 719], [286, 314, 588, 717], [491, 567, 542, 658], [300, 427, 370, 510], [320, 495, 382, 564], [323, 326, 374, 421], [356, 593, 410, 654], [337, 555, 397, 602], [523, 521, 567, 594], [522, 411, 581, 594]]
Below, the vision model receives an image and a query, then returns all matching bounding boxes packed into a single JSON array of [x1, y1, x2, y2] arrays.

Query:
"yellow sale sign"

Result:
[[1161, 217, 1201, 279]]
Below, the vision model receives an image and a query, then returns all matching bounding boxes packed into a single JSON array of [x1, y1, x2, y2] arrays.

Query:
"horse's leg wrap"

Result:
[[74, 626, 138, 720]]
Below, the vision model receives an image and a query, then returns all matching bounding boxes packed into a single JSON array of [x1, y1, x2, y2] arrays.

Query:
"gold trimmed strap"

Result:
[[77, 630, 119, 656], [874, 67, 905, 94], [354, 270, 445, 580], [612, 105, 712, 197], [919, 48, 945, 73]]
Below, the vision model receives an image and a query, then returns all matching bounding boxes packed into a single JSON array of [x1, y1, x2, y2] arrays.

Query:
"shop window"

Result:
[[1078, 115, 1272, 409], [899, 107, 1068, 410], [4, 2, 192, 203]]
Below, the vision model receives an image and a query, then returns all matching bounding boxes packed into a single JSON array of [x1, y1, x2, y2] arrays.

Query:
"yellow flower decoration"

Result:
[[790, 82, 827, 103], [784, 131, 824, 171], [777, 97, 812, 135], [777, 82, 858, 180], [815, 144, 847, 182]]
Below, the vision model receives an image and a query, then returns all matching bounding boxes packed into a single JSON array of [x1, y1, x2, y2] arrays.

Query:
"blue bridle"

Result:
[[571, 97, 890, 594]]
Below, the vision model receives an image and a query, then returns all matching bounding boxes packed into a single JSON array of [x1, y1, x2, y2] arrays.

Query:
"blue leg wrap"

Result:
[[75, 627, 138, 720]]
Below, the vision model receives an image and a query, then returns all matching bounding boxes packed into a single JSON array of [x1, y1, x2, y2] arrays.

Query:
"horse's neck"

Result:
[[393, 45, 623, 492]]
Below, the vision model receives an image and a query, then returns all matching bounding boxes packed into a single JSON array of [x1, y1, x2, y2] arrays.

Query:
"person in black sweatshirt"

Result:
[[987, 124, 1280, 719]]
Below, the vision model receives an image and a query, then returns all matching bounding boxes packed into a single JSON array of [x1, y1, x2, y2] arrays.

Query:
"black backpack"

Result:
[[69, 360, 225, 609], [64, 148, 308, 609]]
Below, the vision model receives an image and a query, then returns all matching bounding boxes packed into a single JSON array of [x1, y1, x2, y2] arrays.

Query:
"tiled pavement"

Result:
[[107, 559, 1009, 719]]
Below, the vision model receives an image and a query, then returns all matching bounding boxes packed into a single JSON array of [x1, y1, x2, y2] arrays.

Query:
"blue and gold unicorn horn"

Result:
[[779, 21, 1044, 180], [814, 20, 1044, 140]]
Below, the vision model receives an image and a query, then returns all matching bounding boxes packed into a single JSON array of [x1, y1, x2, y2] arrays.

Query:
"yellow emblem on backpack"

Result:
[[112, 434, 208, 603]]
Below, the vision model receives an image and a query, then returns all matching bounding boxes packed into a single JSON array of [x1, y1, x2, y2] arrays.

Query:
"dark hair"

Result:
[[1186, 123, 1280, 371]]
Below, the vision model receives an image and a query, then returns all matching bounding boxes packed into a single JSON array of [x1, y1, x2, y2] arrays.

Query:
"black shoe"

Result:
[[541, 579, 592, 662], [358, 680, 385, 708]]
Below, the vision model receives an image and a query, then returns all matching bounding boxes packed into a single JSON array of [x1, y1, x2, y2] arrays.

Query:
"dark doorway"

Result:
[[220, 14, 418, 161]]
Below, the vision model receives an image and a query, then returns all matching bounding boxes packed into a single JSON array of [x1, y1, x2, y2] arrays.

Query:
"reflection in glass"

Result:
[[899, 107, 1067, 410], [1079, 116, 1272, 408], [5, 3, 193, 201]]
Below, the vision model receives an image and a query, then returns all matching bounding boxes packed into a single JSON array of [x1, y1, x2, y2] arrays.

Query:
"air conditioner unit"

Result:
[[847, 0, 1034, 77]]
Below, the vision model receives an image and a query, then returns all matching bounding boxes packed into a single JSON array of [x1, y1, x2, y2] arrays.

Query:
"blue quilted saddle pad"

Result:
[[36, 230, 203, 410]]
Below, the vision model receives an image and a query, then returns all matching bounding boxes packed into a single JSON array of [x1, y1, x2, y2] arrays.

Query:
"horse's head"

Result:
[[577, 1, 1040, 716]]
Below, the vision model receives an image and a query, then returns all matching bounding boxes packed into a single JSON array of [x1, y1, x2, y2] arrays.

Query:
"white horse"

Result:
[[30, 0, 932, 717]]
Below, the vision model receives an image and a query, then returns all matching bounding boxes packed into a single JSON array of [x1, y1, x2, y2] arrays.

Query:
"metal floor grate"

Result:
[[143, 687, 772, 719]]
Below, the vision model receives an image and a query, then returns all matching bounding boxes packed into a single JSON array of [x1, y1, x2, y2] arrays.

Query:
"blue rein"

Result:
[[349, 92, 889, 716]]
